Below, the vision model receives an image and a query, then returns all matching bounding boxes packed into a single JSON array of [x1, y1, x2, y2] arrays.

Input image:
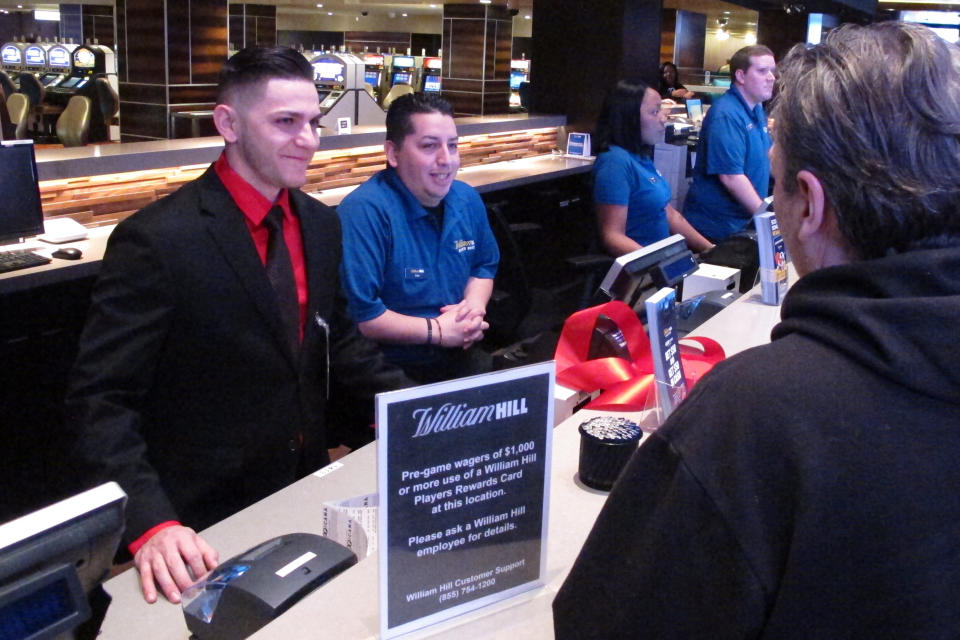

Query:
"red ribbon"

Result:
[[555, 301, 725, 411]]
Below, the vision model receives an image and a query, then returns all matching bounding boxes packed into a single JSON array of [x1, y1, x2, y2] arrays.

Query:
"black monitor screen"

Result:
[[599, 234, 697, 309], [59, 76, 82, 89], [0, 483, 126, 640], [0, 141, 45, 245]]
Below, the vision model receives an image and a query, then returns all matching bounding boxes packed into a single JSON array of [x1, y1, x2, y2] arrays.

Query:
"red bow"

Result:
[[555, 301, 725, 412]]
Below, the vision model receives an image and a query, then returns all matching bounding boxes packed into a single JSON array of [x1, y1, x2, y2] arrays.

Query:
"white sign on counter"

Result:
[[376, 363, 554, 638]]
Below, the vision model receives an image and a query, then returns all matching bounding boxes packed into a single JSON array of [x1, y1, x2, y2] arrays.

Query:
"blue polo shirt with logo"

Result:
[[683, 85, 771, 241], [593, 144, 672, 247], [337, 167, 499, 364]]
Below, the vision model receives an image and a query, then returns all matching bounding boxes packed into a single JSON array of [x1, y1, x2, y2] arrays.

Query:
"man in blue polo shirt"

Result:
[[683, 45, 776, 242], [338, 92, 500, 384]]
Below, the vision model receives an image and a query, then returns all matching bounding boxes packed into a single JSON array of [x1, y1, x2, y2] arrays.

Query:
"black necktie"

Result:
[[263, 205, 300, 355]]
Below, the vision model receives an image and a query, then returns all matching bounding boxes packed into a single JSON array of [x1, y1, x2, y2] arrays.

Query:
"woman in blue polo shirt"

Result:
[[593, 81, 714, 256]]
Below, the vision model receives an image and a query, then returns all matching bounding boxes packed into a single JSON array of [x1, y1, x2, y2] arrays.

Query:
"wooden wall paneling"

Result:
[[118, 0, 227, 140], [532, 0, 662, 132], [123, 0, 168, 85], [116, 0, 128, 81], [41, 128, 561, 225], [674, 10, 706, 71], [190, 2, 229, 83], [661, 9, 677, 63], [168, 0, 192, 85], [446, 18, 486, 80]]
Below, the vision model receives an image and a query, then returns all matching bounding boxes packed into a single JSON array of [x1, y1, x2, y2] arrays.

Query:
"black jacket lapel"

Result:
[[197, 167, 299, 368]]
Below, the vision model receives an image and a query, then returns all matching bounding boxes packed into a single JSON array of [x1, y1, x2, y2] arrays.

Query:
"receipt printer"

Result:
[[181, 533, 357, 639]]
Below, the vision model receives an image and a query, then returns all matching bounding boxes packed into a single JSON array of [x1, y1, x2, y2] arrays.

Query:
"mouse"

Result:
[[52, 247, 83, 260]]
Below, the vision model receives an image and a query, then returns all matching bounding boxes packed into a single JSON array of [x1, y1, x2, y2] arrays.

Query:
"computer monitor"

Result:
[[686, 98, 703, 122], [423, 75, 441, 92], [0, 141, 46, 246], [598, 234, 698, 309], [392, 71, 411, 85], [0, 482, 126, 639], [510, 71, 526, 90]]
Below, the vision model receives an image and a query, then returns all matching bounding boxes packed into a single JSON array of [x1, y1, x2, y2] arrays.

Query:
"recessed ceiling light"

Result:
[[316, 3, 322, 6], [480, 0, 492, 3], [402, 12, 408, 16], [328, 11, 333, 15], [524, 14, 531, 19]]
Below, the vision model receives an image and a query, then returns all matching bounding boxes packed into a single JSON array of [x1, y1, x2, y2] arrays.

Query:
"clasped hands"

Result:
[[436, 299, 488, 348]]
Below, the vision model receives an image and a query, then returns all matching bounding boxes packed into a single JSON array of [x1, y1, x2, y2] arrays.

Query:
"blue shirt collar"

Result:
[[383, 166, 458, 221], [727, 85, 765, 123]]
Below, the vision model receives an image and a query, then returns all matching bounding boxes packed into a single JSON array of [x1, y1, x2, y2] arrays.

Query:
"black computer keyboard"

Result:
[[0, 248, 52, 274]]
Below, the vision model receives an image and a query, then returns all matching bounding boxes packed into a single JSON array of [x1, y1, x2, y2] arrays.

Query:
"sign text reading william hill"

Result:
[[376, 363, 554, 639]]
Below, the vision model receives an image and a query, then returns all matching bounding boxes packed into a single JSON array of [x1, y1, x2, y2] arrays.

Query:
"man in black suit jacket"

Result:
[[65, 48, 409, 604]]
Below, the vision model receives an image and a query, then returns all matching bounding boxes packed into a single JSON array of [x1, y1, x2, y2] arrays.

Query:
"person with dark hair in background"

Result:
[[593, 80, 713, 257], [658, 62, 695, 101], [554, 22, 960, 638], [64, 47, 409, 605], [682, 44, 776, 242], [337, 92, 499, 384]]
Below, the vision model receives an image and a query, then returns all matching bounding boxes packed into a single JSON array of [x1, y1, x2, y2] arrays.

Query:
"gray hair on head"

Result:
[[772, 21, 960, 259]]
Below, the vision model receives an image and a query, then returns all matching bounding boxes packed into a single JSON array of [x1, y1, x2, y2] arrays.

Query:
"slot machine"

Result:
[[420, 56, 442, 93], [310, 52, 385, 129], [41, 43, 76, 87], [362, 53, 384, 103], [1, 42, 25, 82], [388, 55, 416, 89]]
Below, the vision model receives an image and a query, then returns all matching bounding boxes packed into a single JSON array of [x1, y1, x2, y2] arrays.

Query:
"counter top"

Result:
[[97, 274, 789, 639], [35, 114, 567, 181], [4, 154, 591, 295]]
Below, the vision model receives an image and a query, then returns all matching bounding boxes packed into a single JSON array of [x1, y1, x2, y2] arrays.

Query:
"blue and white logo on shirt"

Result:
[[454, 239, 476, 253]]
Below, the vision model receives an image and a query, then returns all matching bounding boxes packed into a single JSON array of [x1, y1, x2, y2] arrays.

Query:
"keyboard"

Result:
[[0, 248, 52, 274]]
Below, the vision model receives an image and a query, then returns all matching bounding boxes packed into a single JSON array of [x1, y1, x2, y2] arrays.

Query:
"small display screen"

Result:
[[60, 76, 82, 89], [48, 47, 71, 68], [423, 77, 441, 92], [24, 46, 45, 65], [392, 72, 411, 85], [392, 55, 414, 68], [73, 48, 96, 69], [424, 57, 442, 70], [364, 54, 384, 66], [2, 45, 22, 65], [686, 99, 703, 121], [364, 70, 380, 85], [510, 71, 526, 90], [313, 60, 344, 82]]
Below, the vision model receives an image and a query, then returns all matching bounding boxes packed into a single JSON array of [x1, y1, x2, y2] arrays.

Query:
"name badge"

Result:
[[404, 267, 427, 281]]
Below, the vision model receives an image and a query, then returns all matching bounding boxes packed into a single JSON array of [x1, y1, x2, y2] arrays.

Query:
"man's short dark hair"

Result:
[[385, 92, 455, 146], [217, 46, 314, 105], [773, 22, 960, 259], [595, 80, 655, 156], [730, 44, 774, 78]]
